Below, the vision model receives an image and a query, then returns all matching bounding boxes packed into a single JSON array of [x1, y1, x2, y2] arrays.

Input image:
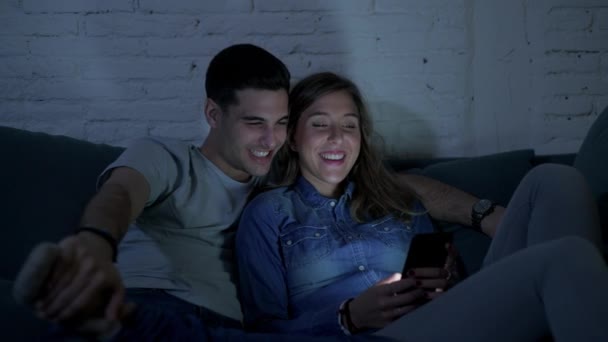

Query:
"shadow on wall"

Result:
[[369, 101, 437, 159]]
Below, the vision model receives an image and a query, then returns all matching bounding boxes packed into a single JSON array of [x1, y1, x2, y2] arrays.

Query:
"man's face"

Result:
[[214, 88, 289, 181]]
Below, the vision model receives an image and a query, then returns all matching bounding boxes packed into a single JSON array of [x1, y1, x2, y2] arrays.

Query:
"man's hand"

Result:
[[33, 234, 127, 328], [348, 273, 426, 330]]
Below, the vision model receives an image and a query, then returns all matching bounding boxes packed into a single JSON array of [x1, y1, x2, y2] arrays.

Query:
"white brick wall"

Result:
[[1, 0, 607, 156]]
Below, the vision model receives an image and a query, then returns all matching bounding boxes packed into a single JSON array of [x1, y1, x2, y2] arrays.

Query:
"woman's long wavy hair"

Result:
[[273, 72, 419, 223]]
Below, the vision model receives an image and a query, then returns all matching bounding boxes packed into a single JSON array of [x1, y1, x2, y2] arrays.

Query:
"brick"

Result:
[[595, 96, 608, 114], [542, 31, 608, 51], [0, 57, 79, 79], [23, 119, 86, 140], [29, 37, 146, 57], [266, 33, 376, 55], [540, 74, 608, 96], [540, 95, 594, 117], [0, 0, 20, 13], [0, 14, 78, 36], [377, 30, 467, 53], [375, 0, 465, 14], [23, 0, 134, 13], [255, 0, 372, 13], [84, 120, 149, 145], [317, 14, 437, 35], [23, 80, 144, 100], [23, 101, 87, 121], [84, 13, 201, 37], [142, 80, 206, 100], [146, 37, 216, 57], [0, 79, 31, 99], [199, 13, 318, 35], [0, 38, 29, 56], [542, 51, 600, 75], [0, 101, 26, 121], [80, 58, 192, 80], [149, 121, 207, 141], [88, 100, 200, 121], [139, 0, 251, 14], [599, 9, 608, 30], [545, 7, 593, 32]]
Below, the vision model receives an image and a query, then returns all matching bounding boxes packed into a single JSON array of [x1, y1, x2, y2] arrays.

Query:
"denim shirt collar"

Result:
[[294, 176, 355, 208]]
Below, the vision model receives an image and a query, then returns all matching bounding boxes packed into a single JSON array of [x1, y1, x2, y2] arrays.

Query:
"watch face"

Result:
[[474, 199, 493, 213]]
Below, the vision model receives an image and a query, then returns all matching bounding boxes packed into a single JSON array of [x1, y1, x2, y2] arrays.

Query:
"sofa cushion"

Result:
[[0, 126, 123, 281], [421, 149, 535, 207]]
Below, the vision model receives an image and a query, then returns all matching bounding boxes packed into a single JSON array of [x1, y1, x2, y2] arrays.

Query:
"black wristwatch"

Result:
[[471, 199, 496, 231]]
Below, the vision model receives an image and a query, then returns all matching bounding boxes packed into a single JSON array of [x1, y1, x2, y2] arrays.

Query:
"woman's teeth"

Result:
[[251, 150, 270, 157], [321, 153, 345, 160]]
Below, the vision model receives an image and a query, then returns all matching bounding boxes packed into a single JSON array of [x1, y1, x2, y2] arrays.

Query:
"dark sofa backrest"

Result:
[[0, 126, 123, 280]]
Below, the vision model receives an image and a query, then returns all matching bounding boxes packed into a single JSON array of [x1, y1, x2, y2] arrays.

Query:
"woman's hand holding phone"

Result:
[[401, 232, 460, 300], [348, 273, 427, 331]]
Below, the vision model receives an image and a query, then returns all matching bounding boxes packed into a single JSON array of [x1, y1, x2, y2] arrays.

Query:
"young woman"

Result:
[[235, 72, 608, 341]]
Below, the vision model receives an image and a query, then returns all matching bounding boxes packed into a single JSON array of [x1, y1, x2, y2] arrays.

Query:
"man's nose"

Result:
[[260, 126, 276, 149]]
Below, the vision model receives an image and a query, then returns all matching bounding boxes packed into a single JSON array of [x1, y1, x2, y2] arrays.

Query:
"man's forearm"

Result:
[[79, 183, 133, 243], [397, 173, 504, 237]]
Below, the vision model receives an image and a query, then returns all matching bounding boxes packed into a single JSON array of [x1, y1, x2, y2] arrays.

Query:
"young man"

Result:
[[21, 44, 291, 337]]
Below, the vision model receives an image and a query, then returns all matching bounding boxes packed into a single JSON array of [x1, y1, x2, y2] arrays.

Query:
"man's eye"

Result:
[[312, 123, 327, 127], [343, 124, 357, 129], [247, 122, 263, 126]]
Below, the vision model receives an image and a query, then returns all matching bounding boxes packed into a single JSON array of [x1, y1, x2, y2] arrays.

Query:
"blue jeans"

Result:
[[48, 288, 388, 341]]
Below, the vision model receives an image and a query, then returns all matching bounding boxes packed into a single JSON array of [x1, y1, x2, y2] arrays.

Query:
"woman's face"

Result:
[[292, 90, 361, 197]]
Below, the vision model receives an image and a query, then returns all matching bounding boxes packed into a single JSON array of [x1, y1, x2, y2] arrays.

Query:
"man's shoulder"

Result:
[[130, 136, 192, 153]]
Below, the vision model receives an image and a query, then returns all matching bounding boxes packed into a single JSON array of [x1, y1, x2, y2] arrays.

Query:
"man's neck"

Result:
[[199, 138, 251, 183]]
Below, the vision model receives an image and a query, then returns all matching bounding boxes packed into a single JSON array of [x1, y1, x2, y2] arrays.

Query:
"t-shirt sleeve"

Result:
[[96, 138, 179, 206]]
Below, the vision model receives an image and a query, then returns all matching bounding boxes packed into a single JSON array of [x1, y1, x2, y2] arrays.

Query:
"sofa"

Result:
[[1, 105, 606, 340]]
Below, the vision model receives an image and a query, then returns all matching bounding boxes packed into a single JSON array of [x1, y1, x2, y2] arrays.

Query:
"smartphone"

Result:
[[402, 232, 453, 272]]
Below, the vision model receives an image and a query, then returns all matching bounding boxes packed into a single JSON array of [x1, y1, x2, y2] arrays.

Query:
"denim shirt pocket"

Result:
[[279, 225, 331, 268], [370, 217, 413, 249]]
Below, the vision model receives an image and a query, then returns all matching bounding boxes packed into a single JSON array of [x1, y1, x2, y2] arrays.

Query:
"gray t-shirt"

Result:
[[98, 137, 256, 321]]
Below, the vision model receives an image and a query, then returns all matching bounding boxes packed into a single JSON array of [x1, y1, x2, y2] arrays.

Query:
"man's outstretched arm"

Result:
[[35, 167, 150, 326], [396, 173, 505, 237]]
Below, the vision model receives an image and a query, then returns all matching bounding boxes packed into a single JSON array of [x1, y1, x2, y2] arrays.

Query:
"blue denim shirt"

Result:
[[236, 176, 435, 335]]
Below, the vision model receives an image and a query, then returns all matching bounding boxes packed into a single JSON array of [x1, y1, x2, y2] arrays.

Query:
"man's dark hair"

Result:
[[205, 44, 290, 109]]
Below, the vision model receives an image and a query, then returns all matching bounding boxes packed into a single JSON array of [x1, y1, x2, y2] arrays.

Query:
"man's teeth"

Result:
[[321, 153, 344, 160], [251, 150, 270, 157]]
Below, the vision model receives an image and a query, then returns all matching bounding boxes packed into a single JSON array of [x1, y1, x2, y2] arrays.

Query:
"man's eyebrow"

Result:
[[241, 116, 266, 121]]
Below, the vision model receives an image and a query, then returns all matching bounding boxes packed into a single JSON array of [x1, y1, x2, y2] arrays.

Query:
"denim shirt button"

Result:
[[348, 235, 353, 240], [314, 233, 320, 237], [358, 265, 365, 271], [329, 201, 336, 207], [405, 225, 412, 231], [384, 227, 390, 231], [286, 240, 293, 245]]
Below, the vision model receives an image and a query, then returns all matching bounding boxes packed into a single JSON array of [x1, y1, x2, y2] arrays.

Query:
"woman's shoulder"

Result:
[[244, 185, 294, 214]]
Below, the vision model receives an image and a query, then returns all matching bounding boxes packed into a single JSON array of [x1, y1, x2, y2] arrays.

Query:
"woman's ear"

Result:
[[204, 99, 221, 128]]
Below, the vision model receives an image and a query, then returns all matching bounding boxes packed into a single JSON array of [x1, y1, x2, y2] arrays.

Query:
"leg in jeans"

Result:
[[375, 236, 608, 341], [484, 163, 603, 266]]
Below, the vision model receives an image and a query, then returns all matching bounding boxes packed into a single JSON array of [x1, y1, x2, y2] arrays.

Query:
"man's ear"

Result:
[[204, 98, 222, 128]]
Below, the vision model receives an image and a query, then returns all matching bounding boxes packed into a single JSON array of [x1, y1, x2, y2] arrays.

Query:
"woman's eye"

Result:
[[312, 122, 327, 127]]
